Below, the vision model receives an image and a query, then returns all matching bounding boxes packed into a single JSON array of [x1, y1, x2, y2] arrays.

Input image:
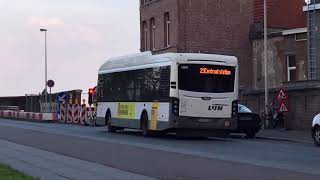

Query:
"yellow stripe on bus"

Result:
[[150, 102, 159, 130]]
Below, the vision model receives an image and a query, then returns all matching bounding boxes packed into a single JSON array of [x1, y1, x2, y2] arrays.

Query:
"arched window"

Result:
[[150, 18, 156, 50], [164, 12, 170, 47], [142, 21, 148, 51]]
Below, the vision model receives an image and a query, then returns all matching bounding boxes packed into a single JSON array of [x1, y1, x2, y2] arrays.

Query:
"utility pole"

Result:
[[264, 0, 269, 128], [40, 28, 48, 103]]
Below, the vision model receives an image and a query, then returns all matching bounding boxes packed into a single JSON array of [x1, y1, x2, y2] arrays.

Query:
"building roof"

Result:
[[99, 52, 238, 74], [282, 27, 307, 35], [303, 3, 320, 11]]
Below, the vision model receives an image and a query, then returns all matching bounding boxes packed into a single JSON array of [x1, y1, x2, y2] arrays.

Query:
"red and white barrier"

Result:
[[60, 103, 66, 122], [80, 104, 87, 124], [14, 111, 19, 119], [67, 103, 73, 123], [42, 113, 58, 121], [73, 104, 80, 124], [0, 110, 56, 121], [3, 111, 10, 118], [8, 111, 12, 118], [0, 104, 95, 124]]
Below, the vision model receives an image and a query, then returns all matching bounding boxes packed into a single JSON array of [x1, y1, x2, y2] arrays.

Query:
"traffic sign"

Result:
[[278, 102, 289, 113], [57, 92, 69, 102], [47, 80, 55, 88], [277, 88, 288, 102]]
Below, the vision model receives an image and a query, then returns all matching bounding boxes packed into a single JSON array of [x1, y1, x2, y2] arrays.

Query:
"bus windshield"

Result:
[[178, 64, 235, 93]]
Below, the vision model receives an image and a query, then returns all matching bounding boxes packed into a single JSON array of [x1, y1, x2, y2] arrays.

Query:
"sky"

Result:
[[0, 0, 140, 96]]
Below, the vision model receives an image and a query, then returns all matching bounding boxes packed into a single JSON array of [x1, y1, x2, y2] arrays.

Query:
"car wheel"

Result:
[[141, 113, 149, 137], [246, 130, 256, 138], [313, 126, 320, 146], [106, 113, 116, 133]]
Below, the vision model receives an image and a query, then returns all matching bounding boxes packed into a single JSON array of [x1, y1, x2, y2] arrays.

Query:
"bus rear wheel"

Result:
[[313, 126, 320, 146], [106, 113, 116, 133], [141, 113, 149, 137]]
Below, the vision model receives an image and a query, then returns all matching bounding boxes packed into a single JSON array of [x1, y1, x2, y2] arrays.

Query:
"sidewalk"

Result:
[[256, 129, 313, 144], [0, 139, 155, 180]]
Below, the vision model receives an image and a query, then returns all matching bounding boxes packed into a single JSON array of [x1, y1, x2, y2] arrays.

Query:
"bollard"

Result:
[[73, 103, 80, 124], [60, 103, 66, 123], [67, 103, 73, 123], [80, 104, 87, 125]]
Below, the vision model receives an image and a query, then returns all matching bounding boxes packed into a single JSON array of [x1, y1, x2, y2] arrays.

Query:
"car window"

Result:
[[238, 104, 252, 113]]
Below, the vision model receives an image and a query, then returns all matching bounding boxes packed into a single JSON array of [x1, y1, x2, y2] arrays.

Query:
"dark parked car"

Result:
[[233, 104, 262, 138]]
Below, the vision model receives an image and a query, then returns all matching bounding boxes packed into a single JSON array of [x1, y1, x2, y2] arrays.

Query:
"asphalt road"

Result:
[[0, 119, 319, 180]]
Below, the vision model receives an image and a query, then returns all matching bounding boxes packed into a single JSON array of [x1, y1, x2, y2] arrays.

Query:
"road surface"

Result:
[[0, 118, 319, 180]]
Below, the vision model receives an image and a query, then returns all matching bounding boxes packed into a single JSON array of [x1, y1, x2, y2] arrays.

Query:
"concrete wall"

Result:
[[240, 81, 320, 130], [0, 96, 26, 111], [252, 34, 307, 90]]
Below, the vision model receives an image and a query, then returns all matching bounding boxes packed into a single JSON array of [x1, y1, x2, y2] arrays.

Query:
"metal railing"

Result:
[[0, 106, 19, 111]]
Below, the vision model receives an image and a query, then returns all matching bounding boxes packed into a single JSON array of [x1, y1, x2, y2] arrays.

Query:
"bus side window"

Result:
[[159, 66, 170, 101], [98, 75, 104, 102]]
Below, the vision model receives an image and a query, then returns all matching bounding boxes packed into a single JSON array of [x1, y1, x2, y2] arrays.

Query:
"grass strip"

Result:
[[0, 163, 40, 180]]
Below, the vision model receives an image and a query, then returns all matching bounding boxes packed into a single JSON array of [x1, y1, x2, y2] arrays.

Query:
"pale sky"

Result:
[[0, 0, 140, 96]]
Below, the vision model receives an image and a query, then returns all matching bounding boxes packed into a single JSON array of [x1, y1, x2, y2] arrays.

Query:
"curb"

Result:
[[256, 136, 313, 144], [0, 117, 57, 124]]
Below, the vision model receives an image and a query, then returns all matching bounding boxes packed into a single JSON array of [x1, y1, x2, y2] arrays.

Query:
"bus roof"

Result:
[[99, 52, 237, 74]]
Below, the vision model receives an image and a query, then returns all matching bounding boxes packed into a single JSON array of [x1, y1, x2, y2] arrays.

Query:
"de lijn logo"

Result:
[[208, 104, 227, 111]]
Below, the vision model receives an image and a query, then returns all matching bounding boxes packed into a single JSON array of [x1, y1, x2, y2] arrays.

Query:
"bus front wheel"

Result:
[[141, 113, 149, 137], [106, 112, 116, 133]]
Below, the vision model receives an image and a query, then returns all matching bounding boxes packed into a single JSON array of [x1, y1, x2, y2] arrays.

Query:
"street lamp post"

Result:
[[40, 28, 48, 103], [264, 0, 269, 128]]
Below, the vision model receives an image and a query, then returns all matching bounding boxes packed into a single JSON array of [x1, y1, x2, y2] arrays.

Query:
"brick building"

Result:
[[254, 0, 306, 29], [140, 0, 254, 89], [245, 0, 320, 130], [251, 0, 307, 89], [139, 0, 307, 90], [139, 0, 318, 130]]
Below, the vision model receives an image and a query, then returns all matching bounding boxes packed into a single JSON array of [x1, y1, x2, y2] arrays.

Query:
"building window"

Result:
[[142, 21, 148, 51], [295, 33, 307, 41], [140, 0, 147, 6], [164, 12, 170, 47], [287, 55, 297, 81], [150, 18, 156, 51]]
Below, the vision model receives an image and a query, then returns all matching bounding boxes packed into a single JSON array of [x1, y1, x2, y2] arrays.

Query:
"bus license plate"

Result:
[[240, 117, 252, 121], [198, 119, 212, 123]]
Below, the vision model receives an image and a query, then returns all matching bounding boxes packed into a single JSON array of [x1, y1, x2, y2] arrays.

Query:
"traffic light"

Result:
[[88, 88, 94, 106]]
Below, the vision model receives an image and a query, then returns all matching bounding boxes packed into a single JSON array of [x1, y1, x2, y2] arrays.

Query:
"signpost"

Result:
[[277, 88, 288, 113], [276, 88, 288, 129], [47, 80, 55, 94]]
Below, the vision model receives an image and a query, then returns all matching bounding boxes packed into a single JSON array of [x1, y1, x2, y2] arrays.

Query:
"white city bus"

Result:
[[96, 52, 239, 137]]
